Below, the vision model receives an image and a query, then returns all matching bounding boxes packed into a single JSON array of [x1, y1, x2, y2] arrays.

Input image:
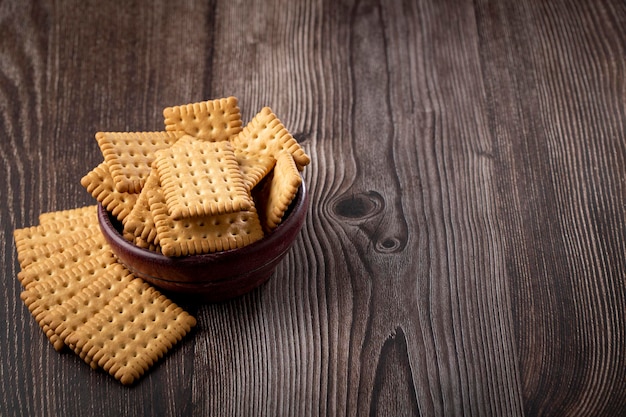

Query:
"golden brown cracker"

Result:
[[132, 236, 161, 252], [96, 131, 182, 193], [255, 151, 302, 231], [14, 215, 99, 252], [14, 223, 100, 270], [20, 250, 120, 351], [122, 167, 160, 246], [163, 97, 242, 142], [67, 279, 196, 385], [149, 186, 264, 257], [17, 234, 109, 289], [235, 150, 275, 191], [154, 136, 251, 219], [231, 107, 310, 171], [80, 162, 138, 224], [44, 263, 135, 366], [38, 205, 97, 225]]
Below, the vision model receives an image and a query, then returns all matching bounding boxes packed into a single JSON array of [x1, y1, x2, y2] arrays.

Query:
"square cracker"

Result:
[[14, 214, 99, 252], [230, 107, 310, 171], [80, 162, 138, 224], [17, 234, 109, 289], [16, 228, 99, 270], [235, 150, 275, 191], [154, 136, 252, 219], [66, 279, 196, 385], [20, 250, 120, 351], [39, 205, 97, 225], [122, 167, 160, 246], [163, 97, 242, 142], [149, 186, 264, 257], [44, 263, 135, 367], [14, 215, 100, 269], [254, 151, 302, 231], [96, 131, 182, 193]]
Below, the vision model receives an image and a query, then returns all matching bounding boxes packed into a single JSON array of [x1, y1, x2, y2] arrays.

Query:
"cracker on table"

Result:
[[14, 214, 99, 255], [96, 131, 182, 193], [154, 136, 252, 219], [67, 279, 196, 385], [149, 186, 264, 257], [16, 228, 98, 270], [20, 250, 119, 351], [38, 205, 97, 225], [163, 97, 242, 142], [14, 213, 100, 269], [230, 107, 310, 171], [17, 234, 109, 289], [80, 162, 138, 224], [44, 263, 135, 367]]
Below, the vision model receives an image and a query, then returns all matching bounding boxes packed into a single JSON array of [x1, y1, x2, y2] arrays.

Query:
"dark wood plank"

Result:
[[475, 0, 626, 415], [1, 0, 625, 416]]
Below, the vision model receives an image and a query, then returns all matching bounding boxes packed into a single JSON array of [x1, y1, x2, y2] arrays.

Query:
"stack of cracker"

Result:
[[13, 97, 309, 385], [13, 206, 196, 385], [82, 97, 310, 256]]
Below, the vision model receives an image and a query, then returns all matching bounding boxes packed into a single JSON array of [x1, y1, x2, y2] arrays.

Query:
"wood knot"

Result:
[[331, 191, 384, 221], [331, 191, 407, 254]]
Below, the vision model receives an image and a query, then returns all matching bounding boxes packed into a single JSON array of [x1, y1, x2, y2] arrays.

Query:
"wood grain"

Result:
[[1, 0, 625, 416]]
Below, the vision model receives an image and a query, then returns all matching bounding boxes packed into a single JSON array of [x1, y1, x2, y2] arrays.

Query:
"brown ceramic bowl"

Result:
[[97, 182, 308, 303]]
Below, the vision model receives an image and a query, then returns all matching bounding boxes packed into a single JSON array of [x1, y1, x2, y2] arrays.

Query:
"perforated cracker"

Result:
[[39, 205, 97, 225], [80, 162, 138, 224], [20, 250, 120, 351], [154, 136, 252, 219], [13, 213, 99, 260], [133, 236, 161, 252], [17, 234, 109, 289], [67, 279, 196, 385], [231, 107, 310, 171], [14, 218, 100, 269], [122, 168, 160, 246], [163, 97, 242, 142], [254, 151, 302, 231], [96, 131, 182, 193], [44, 263, 135, 366], [149, 187, 264, 257], [235, 150, 275, 191]]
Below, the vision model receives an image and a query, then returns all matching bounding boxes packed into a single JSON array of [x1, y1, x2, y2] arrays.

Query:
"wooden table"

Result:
[[2, 0, 625, 415]]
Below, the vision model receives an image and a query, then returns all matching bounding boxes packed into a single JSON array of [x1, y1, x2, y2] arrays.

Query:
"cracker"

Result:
[[231, 107, 310, 171], [149, 186, 264, 257], [133, 236, 161, 252], [17, 234, 109, 289], [39, 205, 97, 225], [80, 162, 138, 224], [163, 97, 242, 142], [96, 131, 182, 193], [20, 250, 120, 351], [16, 229, 100, 270], [122, 168, 160, 246], [154, 136, 252, 219], [44, 263, 135, 366], [67, 279, 196, 385], [14, 219, 100, 270], [235, 150, 275, 191], [255, 151, 302, 231], [14, 214, 100, 269], [14, 215, 99, 250]]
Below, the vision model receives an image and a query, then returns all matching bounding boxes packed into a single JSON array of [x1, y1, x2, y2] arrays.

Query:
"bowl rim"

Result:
[[97, 180, 308, 265]]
